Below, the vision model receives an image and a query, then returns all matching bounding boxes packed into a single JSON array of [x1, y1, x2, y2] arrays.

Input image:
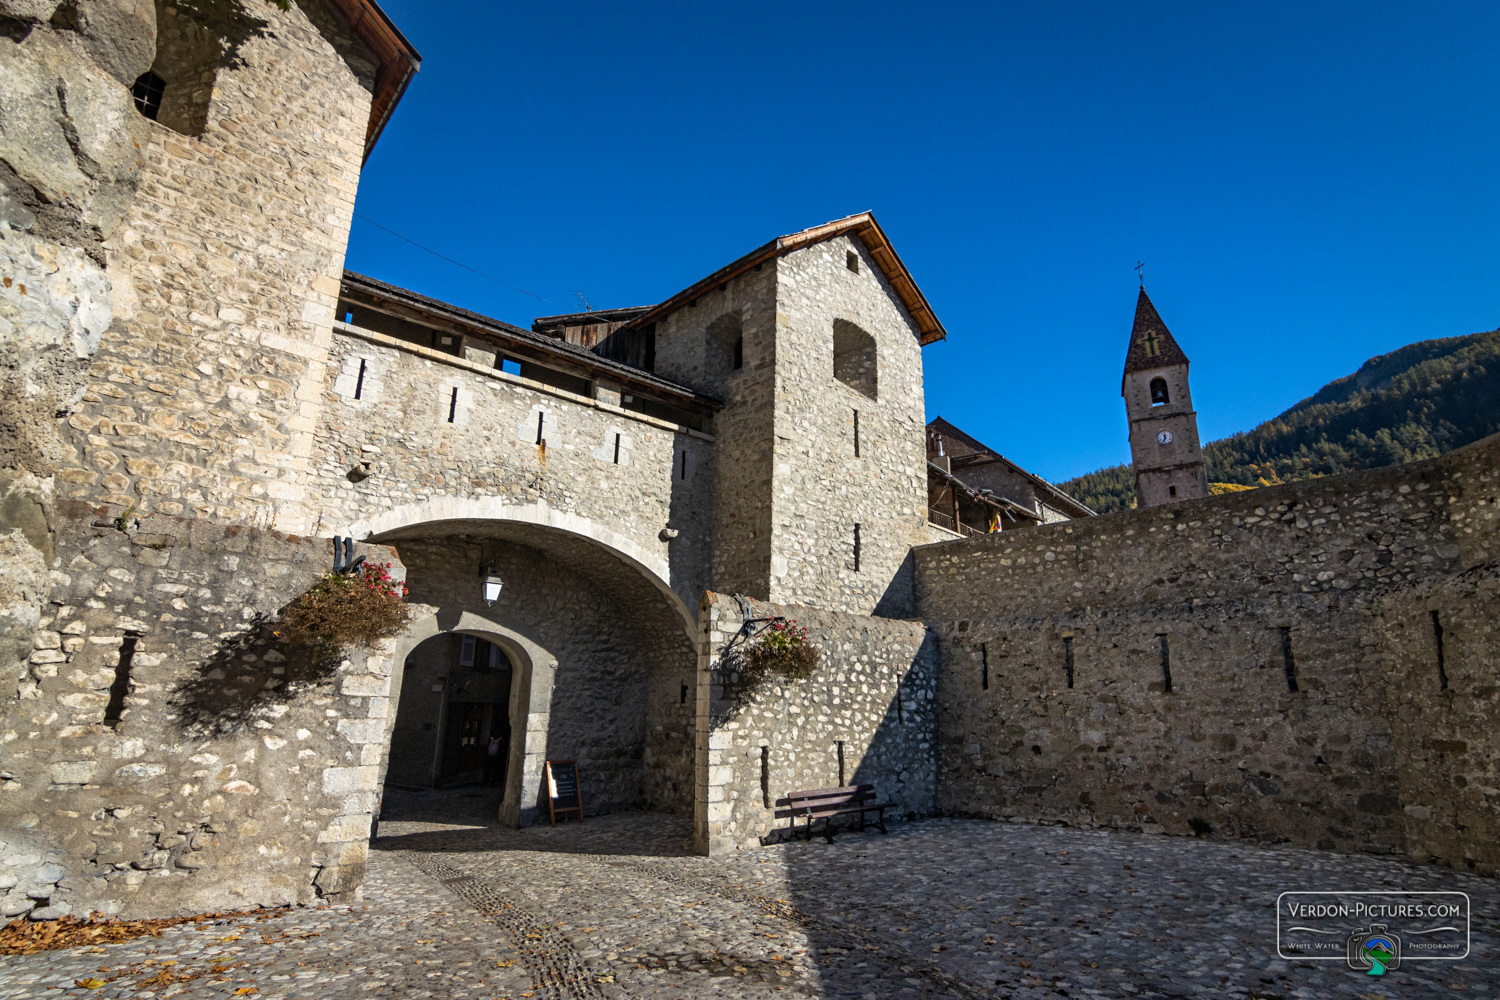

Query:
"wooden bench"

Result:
[[776, 784, 893, 844]]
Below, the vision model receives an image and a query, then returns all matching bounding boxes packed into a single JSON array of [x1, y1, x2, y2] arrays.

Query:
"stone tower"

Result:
[[1122, 288, 1208, 507]]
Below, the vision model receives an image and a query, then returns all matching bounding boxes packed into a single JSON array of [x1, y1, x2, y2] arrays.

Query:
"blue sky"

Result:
[[349, 1, 1499, 483]]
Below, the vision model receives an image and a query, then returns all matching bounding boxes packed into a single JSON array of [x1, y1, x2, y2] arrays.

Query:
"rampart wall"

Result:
[[914, 433, 1500, 875], [0, 504, 401, 920], [694, 592, 937, 855], [312, 325, 716, 608]]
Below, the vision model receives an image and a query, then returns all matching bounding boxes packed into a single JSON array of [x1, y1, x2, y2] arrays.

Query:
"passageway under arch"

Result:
[[374, 518, 698, 828]]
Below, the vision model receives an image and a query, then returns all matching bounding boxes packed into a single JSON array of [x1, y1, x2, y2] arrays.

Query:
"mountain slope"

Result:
[[1062, 328, 1500, 514]]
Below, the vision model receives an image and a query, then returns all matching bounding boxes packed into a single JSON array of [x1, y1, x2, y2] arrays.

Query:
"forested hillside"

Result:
[[1063, 328, 1500, 514]]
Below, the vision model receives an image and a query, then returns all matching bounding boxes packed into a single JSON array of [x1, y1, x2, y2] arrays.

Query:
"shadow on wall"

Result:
[[167, 612, 332, 735]]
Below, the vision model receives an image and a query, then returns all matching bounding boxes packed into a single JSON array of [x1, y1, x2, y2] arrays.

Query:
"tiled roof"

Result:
[[1123, 288, 1190, 376]]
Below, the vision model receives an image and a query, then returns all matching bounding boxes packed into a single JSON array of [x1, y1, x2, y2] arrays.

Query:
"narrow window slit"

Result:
[[980, 641, 989, 691], [1431, 610, 1448, 691], [1280, 626, 1298, 692], [852, 408, 860, 457], [103, 633, 141, 728], [679, 450, 688, 480], [760, 746, 770, 808], [535, 411, 545, 445], [732, 336, 743, 370], [895, 684, 903, 725], [836, 740, 846, 786], [853, 523, 862, 572], [1063, 636, 1075, 689], [613, 432, 621, 464], [680, 682, 688, 705], [447, 387, 458, 423], [353, 358, 367, 400], [1158, 635, 1172, 693]]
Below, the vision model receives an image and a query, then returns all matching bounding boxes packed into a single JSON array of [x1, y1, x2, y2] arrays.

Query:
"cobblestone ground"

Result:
[[2, 789, 1495, 999]]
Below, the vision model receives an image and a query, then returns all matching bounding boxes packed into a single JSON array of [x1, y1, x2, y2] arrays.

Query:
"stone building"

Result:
[[1123, 288, 1209, 507], [926, 416, 1094, 533], [1, 0, 1495, 924]]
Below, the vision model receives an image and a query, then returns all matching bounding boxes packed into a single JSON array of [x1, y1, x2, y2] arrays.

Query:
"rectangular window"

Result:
[[500, 358, 522, 376], [535, 411, 545, 445], [679, 450, 688, 480], [354, 358, 367, 400], [853, 523, 862, 572], [447, 386, 458, 423], [613, 432, 621, 464], [846, 250, 859, 273], [852, 408, 860, 457], [1158, 635, 1172, 693], [459, 634, 476, 666], [980, 641, 989, 691]]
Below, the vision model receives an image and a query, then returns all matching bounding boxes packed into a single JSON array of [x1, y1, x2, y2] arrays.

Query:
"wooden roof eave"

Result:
[[621, 212, 948, 346], [337, 277, 722, 413]]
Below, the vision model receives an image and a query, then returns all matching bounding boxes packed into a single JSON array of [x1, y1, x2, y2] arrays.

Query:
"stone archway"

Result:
[[347, 498, 696, 640], [372, 517, 700, 828]]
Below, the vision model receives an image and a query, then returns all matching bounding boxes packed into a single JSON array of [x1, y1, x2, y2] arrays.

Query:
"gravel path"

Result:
[[2, 793, 1494, 999]]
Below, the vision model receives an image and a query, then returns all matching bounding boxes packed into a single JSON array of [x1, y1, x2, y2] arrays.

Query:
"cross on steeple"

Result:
[[1139, 328, 1162, 357], [1134, 261, 1145, 288]]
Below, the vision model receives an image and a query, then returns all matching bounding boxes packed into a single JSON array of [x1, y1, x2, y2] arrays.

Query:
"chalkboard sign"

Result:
[[544, 759, 583, 826]]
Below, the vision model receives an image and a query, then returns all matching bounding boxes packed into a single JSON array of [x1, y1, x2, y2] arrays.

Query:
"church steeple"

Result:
[[1121, 288, 1208, 507], [1123, 288, 1190, 382]]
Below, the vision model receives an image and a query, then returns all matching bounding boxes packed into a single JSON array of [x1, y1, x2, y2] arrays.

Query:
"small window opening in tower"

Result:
[[679, 450, 688, 480], [1063, 636, 1075, 688], [447, 387, 458, 423], [536, 411, 545, 445], [707, 312, 743, 379], [1150, 377, 1170, 405], [832, 319, 878, 400], [853, 523, 862, 571], [846, 250, 860, 273], [852, 408, 860, 457], [612, 432, 621, 464], [131, 71, 165, 121], [980, 641, 989, 691], [1158, 635, 1173, 693], [1169, 485, 1177, 498], [353, 358, 367, 400]]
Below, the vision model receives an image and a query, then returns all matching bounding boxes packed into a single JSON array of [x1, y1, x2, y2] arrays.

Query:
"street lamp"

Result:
[[481, 572, 503, 606]]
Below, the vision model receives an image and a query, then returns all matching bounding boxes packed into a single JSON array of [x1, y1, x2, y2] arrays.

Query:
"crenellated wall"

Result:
[[915, 432, 1500, 874]]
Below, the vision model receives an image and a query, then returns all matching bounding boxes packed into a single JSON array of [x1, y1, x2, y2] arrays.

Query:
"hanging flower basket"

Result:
[[276, 562, 411, 656], [739, 617, 819, 690]]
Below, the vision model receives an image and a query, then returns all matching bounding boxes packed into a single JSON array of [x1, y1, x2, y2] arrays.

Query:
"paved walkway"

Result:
[[2, 792, 1495, 999]]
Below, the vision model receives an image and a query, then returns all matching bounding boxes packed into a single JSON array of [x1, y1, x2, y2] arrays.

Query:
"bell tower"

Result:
[[1122, 288, 1208, 507]]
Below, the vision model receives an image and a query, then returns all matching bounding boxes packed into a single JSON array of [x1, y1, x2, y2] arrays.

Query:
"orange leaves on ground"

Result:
[[0, 908, 289, 955]]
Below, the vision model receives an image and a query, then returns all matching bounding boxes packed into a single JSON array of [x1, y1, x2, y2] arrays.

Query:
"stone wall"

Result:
[[57, 0, 378, 534], [915, 433, 1500, 874], [768, 236, 931, 617], [0, 501, 402, 919], [652, 254, 777, 601], [311, 325, 717, 611], [693, 592, 937, 855]]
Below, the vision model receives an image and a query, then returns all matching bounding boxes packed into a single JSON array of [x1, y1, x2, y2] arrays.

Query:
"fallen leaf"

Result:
[[75, 980, 106, 989], [234, 988, 258, 995]]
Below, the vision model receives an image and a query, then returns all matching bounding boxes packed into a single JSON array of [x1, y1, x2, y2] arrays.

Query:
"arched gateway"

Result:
[[360, 507, 699, 827]]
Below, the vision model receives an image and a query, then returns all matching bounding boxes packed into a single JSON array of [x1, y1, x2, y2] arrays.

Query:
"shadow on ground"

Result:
[[375, 787, 694, 857]]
